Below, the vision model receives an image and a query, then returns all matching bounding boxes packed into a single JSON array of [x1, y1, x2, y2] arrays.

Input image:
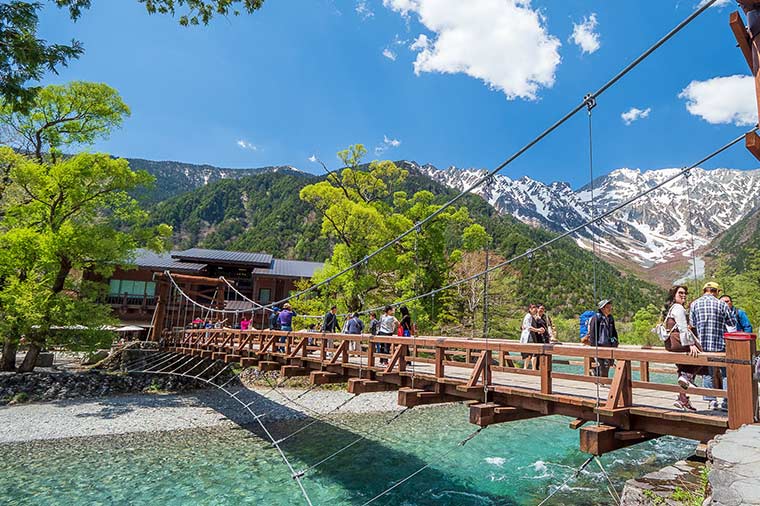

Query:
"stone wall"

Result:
[[707, 424, 760, 506], [0, 369, 201, 405]]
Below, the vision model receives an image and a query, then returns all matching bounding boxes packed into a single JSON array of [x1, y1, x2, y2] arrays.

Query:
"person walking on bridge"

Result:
[[588, 299, 619, 377], [377, 306, 399, 365], [278, 303, 296, 332], [690, 282, 737, 411], [520, 304, 543, 370], [322, 305, 339, 357], [661, 285, 703, 412]]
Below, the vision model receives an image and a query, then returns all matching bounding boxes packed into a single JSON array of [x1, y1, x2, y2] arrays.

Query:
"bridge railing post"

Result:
[[725, 332, 758, 429], [435, 346, 445, 379], [368, 338, 375, 368], [540, 354, 552, 394], [639, 360, 650, 383]]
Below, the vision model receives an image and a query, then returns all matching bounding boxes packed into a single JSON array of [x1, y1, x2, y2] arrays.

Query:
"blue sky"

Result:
[[39, 0, 758, 188]]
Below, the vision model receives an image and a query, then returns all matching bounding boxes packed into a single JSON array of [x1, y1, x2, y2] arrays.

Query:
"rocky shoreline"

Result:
[[0, 386, 403, 444]]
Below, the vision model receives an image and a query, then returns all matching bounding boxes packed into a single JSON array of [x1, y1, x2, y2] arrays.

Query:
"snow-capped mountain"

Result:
[[408, 162, 760, 267]]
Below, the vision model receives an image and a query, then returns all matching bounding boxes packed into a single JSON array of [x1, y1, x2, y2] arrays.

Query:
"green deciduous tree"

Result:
[[0, 148, 171, 371], [0, 81, 130, 162], [0, 2, 83, 113], [297, 145, 487, 328]]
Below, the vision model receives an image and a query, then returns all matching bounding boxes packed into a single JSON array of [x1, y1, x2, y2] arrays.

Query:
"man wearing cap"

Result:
[[588, 299, 619, 377], [690, 282, 737, 411], [268, 307, 281, 331]]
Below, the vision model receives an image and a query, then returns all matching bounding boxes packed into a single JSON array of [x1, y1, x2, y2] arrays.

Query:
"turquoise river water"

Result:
[[0, 400, 694, 505]]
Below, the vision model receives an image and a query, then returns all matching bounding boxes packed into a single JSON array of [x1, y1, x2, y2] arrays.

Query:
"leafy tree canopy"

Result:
[[0, 81, 130, 162], [0, 147, 172, 371]]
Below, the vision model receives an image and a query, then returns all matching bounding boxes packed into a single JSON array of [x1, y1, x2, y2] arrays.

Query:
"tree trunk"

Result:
[[1, 338, 17, 371], [17, 342, 41, 373]]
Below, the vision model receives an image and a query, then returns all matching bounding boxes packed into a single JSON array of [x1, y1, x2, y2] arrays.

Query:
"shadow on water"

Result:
[[162, 374, 520, 506]]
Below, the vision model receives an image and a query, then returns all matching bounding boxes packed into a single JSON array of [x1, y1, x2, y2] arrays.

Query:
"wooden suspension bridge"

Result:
[[158, 326, 758, 456]]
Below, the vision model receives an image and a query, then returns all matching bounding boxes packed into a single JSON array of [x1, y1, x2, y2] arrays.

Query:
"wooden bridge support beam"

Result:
[[397, 387, 460, 408], [348, 378, 398, 394], [580, 424, 658, 456], [469, 402, 542, 427]]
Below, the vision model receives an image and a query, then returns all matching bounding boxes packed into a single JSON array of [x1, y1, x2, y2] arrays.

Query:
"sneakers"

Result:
[[708, 400, 721, 411], [674, 399, 697, 412], [678, 375, 697, 390]]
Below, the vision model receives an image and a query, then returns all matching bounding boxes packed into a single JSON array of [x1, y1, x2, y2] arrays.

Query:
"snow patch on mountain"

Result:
[[407, 162, 760, 268]]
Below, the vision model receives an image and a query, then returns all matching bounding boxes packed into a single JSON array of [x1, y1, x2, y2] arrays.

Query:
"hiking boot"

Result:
[[678, 375, 697, 390], [674, 399, 697, 412]]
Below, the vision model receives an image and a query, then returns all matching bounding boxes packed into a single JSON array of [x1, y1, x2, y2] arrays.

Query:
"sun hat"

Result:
[[598, 299, 612, 310]]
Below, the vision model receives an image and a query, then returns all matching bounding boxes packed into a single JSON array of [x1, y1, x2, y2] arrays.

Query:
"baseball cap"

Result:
[[598, 299, 612, 310], [703, 281, 721, 292]]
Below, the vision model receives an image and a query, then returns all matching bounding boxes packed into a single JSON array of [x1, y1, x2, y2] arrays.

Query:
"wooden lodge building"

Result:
[[105, 248, 323, 333]]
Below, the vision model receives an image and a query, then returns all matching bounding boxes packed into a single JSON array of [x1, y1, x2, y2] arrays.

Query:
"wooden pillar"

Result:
[[639, 361, 650, 383], [583, 356, 592, 376], [435, 346, 445, 378], [540, 354, 552, 394], [149, 279, 170, 342], [368, 339, 375, 368], [730, 6, 760, 160], [725, 332, 758, 429]]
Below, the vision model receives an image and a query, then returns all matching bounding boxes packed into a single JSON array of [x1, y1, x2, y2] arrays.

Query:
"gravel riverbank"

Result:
[[0, 387, 403, 444]]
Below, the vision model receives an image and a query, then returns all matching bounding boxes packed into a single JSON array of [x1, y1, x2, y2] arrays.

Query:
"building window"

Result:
[[259, 288, 271, 304], [108, 279, 156, 297]]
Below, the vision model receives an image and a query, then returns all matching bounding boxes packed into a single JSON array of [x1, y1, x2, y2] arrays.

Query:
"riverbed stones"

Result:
[[620, 459, 705, 506]]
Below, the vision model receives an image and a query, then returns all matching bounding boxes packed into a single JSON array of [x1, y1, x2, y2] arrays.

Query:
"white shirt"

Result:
[[669, 303, 696, 346], [520, 313, 532, 343]]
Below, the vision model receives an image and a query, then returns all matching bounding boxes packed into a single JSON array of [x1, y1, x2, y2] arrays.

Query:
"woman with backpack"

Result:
[[660, 285, 703, 412], [399, 306, 412, 336]]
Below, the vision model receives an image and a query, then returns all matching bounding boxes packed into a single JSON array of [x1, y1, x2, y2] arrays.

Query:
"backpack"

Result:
[[579, 310, 595, 340]]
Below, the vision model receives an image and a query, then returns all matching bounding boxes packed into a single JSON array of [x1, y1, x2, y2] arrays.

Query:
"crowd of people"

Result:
[[579, 282, 752, 413]]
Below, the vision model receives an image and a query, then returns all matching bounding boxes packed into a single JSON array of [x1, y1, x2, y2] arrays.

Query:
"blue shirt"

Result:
[[733, 308, 753, 333], [689, 294, 737, 352], [345, 317, 364, 334]]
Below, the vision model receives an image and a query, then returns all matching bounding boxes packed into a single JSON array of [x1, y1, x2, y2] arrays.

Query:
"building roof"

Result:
[[252, 259, 324, 278], [130, 250, 207, 274], [172, 248, 273, 268]]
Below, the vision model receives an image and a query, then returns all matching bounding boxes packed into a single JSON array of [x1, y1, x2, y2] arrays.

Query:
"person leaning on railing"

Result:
[[661, 285, 704, 412]]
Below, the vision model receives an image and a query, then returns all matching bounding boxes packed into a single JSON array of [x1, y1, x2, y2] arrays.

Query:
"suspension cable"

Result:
[[259, 0, 718, 312], [586, 95, 602, 426]]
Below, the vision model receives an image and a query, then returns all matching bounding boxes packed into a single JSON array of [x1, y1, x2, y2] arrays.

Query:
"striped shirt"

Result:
[[689, 294, 737, 352]]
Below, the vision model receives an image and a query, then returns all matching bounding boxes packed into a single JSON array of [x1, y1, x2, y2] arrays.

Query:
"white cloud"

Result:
[[375, 135, 402, 155], [382, 48, 397, 61], [383, 0, 561, 101], [308, 155, 317, 163], [679, 75, 756, 126], [621, 107, 651, 125], [696, 0, 731, 8], [410, 33, 430, 51], [570, 13, 600, 54], [356, 1, 374, 20], [236, 139, 257, 150]]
